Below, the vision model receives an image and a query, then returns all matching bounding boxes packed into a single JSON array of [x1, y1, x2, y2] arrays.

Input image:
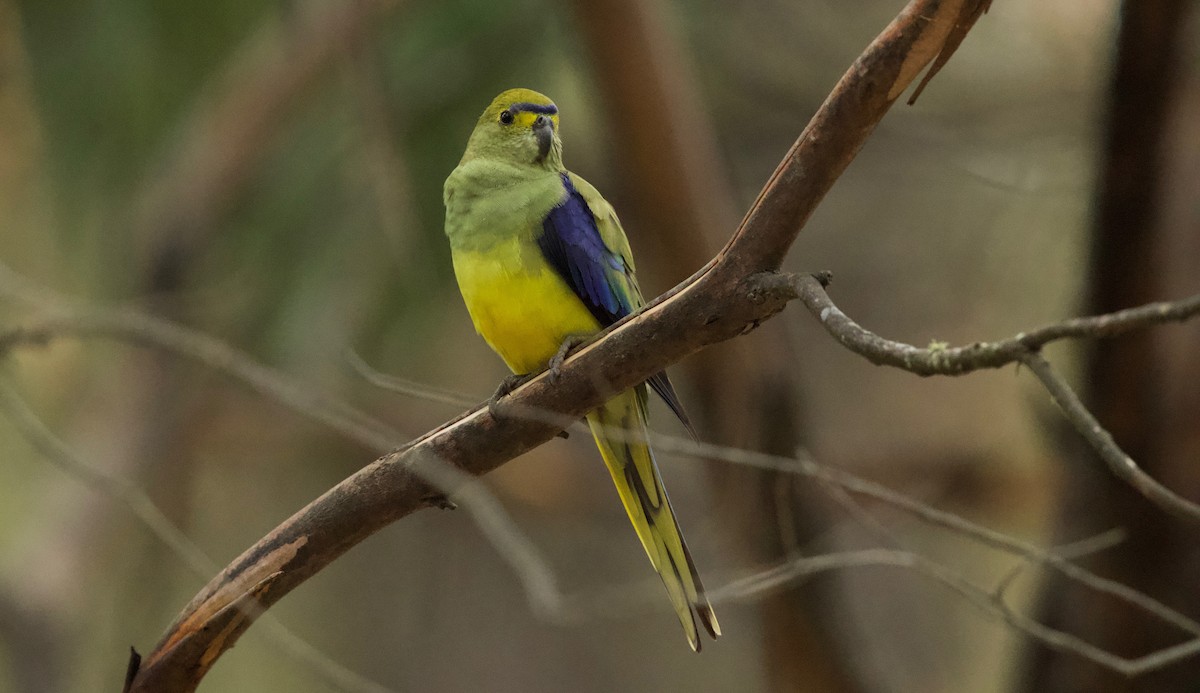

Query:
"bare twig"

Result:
[[816, 473, 906, 549], [991, 529, 1128, 606], [1049, 529, 1130, 562], [709, 547, 1200, 678], [793, 273, 1200, 376], [649, 439, 1200, 640], [405, 451, 566, 621], [547, 535, 1198, 678], [0, 310, 404, 451], [1021, 352, 1200, 523], [792, 272, 1200, 522], [345, 349, 476, 410], [0, 381, 214, 577]]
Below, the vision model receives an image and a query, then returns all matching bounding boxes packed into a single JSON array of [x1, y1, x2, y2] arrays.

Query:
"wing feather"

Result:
[[537, 173, 694, 433]]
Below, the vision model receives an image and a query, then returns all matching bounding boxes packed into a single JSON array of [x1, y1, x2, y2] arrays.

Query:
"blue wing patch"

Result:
[[537, 173, 631, 326], [537, 174, 696, 437]]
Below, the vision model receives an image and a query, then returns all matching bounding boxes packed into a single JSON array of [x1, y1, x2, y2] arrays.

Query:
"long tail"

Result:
[[586, 387, 720, 651]]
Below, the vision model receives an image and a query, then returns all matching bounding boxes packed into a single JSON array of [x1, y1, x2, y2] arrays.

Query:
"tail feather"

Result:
[[586, 388, 719, 651]]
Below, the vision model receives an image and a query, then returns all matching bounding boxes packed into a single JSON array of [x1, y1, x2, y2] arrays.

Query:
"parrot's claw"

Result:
[[548, 335, 588, 383], [488, 372, 534, 420], [486, 371, 570, 439]]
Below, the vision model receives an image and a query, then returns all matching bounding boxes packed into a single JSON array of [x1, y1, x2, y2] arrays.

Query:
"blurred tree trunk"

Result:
[[1018, 2, 1200, 690], [569, 1, 866, 690]]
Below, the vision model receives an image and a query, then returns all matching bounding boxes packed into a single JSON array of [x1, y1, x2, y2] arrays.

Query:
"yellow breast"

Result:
[[452, 239, 600, 374]]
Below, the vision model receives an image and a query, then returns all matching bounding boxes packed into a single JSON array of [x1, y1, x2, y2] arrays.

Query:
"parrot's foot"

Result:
[[488, 372, 534, 420], [486, 372, 570, 439], [548, 335, 588, 382]]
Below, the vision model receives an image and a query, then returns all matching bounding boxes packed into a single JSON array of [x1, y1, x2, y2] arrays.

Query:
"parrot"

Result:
[[443, 88, 720, 650]]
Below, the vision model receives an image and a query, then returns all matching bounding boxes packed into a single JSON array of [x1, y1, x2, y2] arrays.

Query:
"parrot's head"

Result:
[[464, 88, 562, 169]]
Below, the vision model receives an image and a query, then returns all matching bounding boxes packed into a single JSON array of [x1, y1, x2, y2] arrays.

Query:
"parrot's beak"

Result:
[[533, 115, 553, 163]]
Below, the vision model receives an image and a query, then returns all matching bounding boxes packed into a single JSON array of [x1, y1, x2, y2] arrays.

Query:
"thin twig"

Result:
[[345, 349, 476, 409], [649, 438, 1200, 639], [0, 381, 213, 577], [792, 272, 1200, 522], [1021, 351, 1200, 523], [549, 541, 1200, 677], [407, 451, 566, 622], [706, 547, 1200, 677], [991, 528, 1128, 603], [793, 273, 1200, 376], [0, 310, 404, 451], [813, 468, 907, 549]]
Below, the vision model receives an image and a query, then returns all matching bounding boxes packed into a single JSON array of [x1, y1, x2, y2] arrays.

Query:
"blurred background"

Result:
[[2, 0, 1199, 691]]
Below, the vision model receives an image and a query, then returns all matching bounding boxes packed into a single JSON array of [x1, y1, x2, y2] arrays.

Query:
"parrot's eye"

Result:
[[498, 109, 514, 125]]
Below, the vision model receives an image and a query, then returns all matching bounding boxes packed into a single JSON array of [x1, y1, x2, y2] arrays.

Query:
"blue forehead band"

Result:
[[509, 102, 558, 115]]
